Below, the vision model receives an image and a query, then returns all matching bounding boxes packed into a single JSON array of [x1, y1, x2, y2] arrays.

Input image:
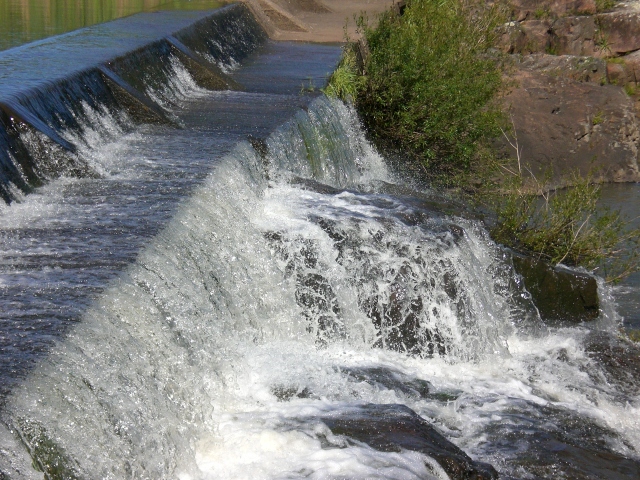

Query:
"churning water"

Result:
[[0, 7, 639, 480]]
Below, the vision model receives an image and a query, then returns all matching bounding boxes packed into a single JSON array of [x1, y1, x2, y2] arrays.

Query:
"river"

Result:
[[0, 4, 639, 479]]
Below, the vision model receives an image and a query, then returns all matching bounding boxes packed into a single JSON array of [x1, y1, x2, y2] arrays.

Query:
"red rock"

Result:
[[514, 53, 607, 84], [597, 11, 640, 55], [508, 0, 596, 21], [605, 51, 640, 87], [549, 15, 599, 56], [500, 70, 640, 186], [522, 20, 553, 52]]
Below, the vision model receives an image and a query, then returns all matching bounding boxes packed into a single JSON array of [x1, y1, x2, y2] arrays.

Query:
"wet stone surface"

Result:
[[318, 404, 498, 480]]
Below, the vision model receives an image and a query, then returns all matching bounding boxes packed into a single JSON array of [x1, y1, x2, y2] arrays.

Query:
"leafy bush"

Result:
[[338, 0, 506, 184], [490, 172, 640, 281]]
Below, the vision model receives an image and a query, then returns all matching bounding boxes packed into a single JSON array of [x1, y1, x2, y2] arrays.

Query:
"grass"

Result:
[[628, 329, 640, 343], [595, 0, 616, 12], [323, 47, 363, 101], [534, 6, 550, 19], [490, 170, 640, 281], [592, 111, 604, 125]]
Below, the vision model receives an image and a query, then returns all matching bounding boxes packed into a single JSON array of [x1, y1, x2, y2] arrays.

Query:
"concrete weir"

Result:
[[0, 4, 268, 204], [0, 3, 342, 404]]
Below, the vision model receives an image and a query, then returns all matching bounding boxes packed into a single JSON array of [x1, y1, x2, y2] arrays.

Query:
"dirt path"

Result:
[[241, 0, 394, 42]]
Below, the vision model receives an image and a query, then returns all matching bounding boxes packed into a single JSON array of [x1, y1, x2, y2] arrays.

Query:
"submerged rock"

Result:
[[340, 365, 462, 402], [482, 399, 640, 479], [585, 330, 640, 396], [319, 404, 498, 480]]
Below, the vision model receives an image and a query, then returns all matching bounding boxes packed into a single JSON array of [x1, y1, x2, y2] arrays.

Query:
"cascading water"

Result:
[[1, 9, 639, 480]]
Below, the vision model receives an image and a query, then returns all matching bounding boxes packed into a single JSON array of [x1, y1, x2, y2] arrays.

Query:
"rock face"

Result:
[[511, 53, 607, 83], [597, 11, 640, 55], [500, 69, 640, 185], [497, 1, 640, 187], [319, 404, 499, 480], [501, 12, 640, 57], [606, 49, 640, 87], [550, 15, 600, 56], [508, 0, 596, 21]]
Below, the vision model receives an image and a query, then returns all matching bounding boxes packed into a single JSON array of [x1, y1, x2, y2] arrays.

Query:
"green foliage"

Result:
[[595, 0, 616, 12], [328, 0, 637, 280], [15, 418, 81, 479], [628, 329, 640, 343], [300, 77, 317, 94], [490, 171, 640, 281], [625, 83, 637, 96], [346, 0, 506, 184], [594, 21, 612, 55], [592, 110, 604, 125], [534, 6, 550, 19], [324, 48, 364, 101]]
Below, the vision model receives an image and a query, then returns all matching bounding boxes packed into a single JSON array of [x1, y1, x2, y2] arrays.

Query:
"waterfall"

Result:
[[1, 7, 639, 480]]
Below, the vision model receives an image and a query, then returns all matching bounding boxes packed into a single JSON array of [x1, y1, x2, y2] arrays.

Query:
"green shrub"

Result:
[[325, 0, 638, 281], [337, 0, 506, 184], [490, 171, 640, 281]]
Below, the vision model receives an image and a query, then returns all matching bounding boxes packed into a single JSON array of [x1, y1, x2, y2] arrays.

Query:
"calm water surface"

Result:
[[599, 183, 640, 331], [0, 0, 223, 51]]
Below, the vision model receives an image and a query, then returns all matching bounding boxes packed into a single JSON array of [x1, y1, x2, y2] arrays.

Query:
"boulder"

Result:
[[508, 0, 596, 21], [512, 53, 607, 83], [500, 69, 640, 186], [319, 404, 499, 480], [499, 16, 603, 56], [511, 253, 599, 324], [585, 331, 640, 395], [498, 20, 551, 54], [522, 19, 554, 52], [549, 15, 600, 56], [606, 49, 640, 87], [597, 11, 640, 55]]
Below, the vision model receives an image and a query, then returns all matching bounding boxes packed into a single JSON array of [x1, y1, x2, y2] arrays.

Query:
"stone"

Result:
[[549, 15, 599, 56], [511, 252, 599, 324], [499, 69, 640, 186], [521, 19, 554, 52], [319, 404, 499, 480], [508, 0, 596, 21], [513, 53, 607, 83], [606, 49, 640, 87], [597, 11, 640, 55], [585, 331, 640, 395], [497, 20, 551, 54]]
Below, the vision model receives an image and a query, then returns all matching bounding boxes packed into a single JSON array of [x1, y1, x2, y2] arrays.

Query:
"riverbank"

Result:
[[241, 0, 393, 42]]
